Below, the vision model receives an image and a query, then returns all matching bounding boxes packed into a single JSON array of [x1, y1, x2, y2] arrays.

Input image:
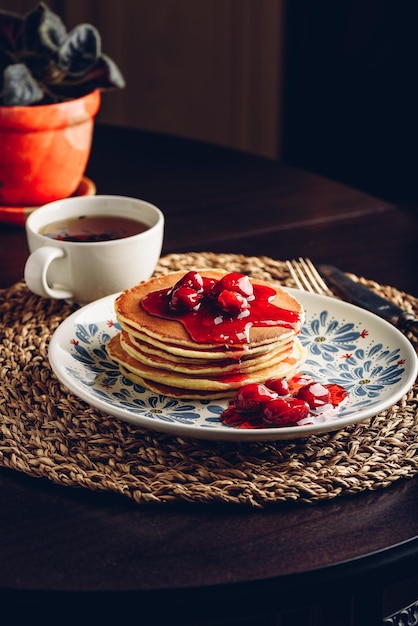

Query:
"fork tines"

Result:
[[286, 258, 333, 296]]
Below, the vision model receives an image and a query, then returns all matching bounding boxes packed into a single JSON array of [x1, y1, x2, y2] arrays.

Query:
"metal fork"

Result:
[[286, 257, 334, 296]]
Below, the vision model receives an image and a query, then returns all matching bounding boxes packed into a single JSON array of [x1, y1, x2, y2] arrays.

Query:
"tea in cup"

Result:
[[24, 195, 164, 304]]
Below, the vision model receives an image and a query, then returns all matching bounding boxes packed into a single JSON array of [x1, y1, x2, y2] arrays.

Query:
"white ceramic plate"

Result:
[[48, 289, 418, 441]]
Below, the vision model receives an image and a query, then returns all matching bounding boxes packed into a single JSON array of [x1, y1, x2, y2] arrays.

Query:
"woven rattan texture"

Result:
[[1, 252, 417, 507]]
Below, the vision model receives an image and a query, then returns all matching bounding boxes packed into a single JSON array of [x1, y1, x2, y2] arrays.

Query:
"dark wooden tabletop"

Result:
[[0, 125, 417, 626]]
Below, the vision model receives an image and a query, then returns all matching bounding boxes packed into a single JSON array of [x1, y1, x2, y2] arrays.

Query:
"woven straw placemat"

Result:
[[1, 252, 417, 508]]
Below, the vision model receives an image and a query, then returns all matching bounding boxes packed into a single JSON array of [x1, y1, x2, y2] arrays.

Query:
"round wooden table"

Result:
[[0, 127, 417, 626]]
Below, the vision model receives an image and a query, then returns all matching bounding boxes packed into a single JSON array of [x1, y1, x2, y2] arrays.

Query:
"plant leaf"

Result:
[[38, 4, 67, 51], [1, 2, 125, 105], [25, 54, 59, 86], [0, 9, 25, 53], [76, 54, 126, 89], [25, 1, 67, 54], [2, 63, 44, 105], [58, 24, 100, 75], [23, 3, 47, 53], [49, 53, 125, 100]]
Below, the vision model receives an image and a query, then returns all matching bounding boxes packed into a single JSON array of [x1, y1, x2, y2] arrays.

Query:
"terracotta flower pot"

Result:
[[0, 90, 100, 207]]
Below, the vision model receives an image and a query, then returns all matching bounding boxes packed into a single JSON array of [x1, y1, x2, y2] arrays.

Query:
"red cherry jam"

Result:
[[221, 374, 348, 429], [141, 271, 301, 345]]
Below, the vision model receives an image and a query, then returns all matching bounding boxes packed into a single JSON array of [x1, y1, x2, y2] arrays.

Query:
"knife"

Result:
[[318, 265, 418, 339]]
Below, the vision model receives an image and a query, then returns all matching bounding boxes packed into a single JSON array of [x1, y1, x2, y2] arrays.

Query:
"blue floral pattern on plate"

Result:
[[48, 290, 417, 441]]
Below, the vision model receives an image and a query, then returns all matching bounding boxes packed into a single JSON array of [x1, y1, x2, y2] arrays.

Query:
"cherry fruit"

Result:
[[169, 286, 201, 312], [234, 383, 278, 415], [211, 273, 254, 300], [221, 374, 348, 430], [265, 377, 290, 396], [296, 381, 331, 408], [263, 397, 310, 426], [218, 290, 250, 316], [173, 271, 204, 293], [327, 383, 348, 405]]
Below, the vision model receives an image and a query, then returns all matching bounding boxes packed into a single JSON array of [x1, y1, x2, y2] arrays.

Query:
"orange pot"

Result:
[[0, 90, 100, 206]]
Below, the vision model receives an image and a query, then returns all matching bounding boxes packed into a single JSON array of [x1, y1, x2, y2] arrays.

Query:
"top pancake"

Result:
[[114, 269, 303, 349]]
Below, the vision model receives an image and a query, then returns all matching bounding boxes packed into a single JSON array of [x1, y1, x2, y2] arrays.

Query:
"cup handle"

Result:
[[24, 246, 74, 300]]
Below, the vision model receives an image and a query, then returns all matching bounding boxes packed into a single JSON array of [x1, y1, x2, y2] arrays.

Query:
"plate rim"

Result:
[[48, 289, 418, 441]]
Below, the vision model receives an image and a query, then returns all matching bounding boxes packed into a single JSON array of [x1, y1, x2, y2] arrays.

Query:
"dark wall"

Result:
[[283, 1, 418, 203]]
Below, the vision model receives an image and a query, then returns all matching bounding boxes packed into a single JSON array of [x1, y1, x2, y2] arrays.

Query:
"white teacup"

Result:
[[24, 195, 164, 304]]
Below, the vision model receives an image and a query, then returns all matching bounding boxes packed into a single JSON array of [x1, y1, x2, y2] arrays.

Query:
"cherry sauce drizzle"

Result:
[[141, 278, 301, 345], [221, 373, 348, 429]]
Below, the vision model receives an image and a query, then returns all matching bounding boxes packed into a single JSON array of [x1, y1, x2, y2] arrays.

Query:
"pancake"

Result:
[[114, 270, 303, 348], [118, 319, 290, 360], [118, 365, 235, 400], [107, 333, 304, 394], [120, 329, 296, 375], [108, 269, 305, 399], [127, 330, 279, 365]]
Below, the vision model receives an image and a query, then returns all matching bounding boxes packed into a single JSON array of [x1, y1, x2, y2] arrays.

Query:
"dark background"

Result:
[[282, 1, 418, 205]]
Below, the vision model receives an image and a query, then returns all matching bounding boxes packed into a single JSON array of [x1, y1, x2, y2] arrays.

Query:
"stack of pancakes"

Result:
[[107, 270, 305, 399]]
